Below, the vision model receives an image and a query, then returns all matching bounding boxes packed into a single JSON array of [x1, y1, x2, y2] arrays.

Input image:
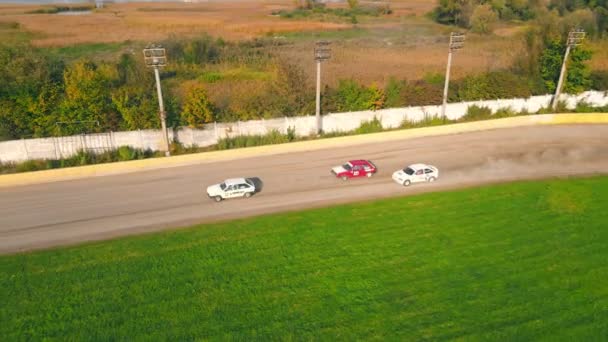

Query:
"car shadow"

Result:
[[247, 177, 264, 193]]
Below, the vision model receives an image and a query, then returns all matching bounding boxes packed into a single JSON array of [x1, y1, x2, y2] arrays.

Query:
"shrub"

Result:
[[470, 4, 498, 34], [286, 126, 297, 142], [400, 80, 443, 106], [537, 101, 569, 114], [2, 146, 161, 174], [400, 116, 449, 129], [455, 72, 534, 101], [366, 83, 386, 110], [170, 141, 200, 155], [574, 101, 596, 113], [355, 117, 383, 134], [334, 80, 370, 112], [216, 129, 290, 150], [181, 84, 215, 128], [591, 70, 608, 91], [573, 102, 608, 113], [423, 73, 445, 86], [384, 78, 405, 108], [462, 105, 493, 121], [493, 107, 518, 118], [15, 160, 47, 173], [117, 146, 136, 161]]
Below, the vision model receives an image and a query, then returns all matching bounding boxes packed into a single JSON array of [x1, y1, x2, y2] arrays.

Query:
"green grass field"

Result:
[[2, 177, 608, 340]]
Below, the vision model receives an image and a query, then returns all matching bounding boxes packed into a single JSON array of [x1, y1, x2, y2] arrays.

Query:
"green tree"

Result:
[[271, 61, 314, 116], [181, 83, 214, 127], [539, 39, 592, 93], [112, 85, 159, 130], [470, 4, 499, 33], [59, 60, 119, 134], [595, 5, 608, 37], [0, 44, 64, 139], [564, 45, 592, 93], [432, 0, 483, 27], [334, 79, 368, 112]]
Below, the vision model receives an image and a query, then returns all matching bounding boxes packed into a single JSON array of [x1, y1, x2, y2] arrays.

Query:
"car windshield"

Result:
[[343, 163, 352, 171], [220, 182, 227, 190], [403, 167, 415, 175]]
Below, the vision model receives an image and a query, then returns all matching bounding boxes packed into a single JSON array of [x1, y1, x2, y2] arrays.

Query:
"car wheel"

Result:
[[366, 172, 372, 178], [428, 177, 436, 183], [214, 196, 222, 202], [403, 180, 411, 187], [342, 176, 348, 181], [245, 192, 252, 198]]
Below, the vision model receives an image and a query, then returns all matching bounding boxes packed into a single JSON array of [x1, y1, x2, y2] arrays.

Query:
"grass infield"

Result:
[[2, 176, 608, 340]]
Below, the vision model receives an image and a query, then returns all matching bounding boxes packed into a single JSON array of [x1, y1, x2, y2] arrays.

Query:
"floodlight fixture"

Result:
[[143, 45, 167, 68]]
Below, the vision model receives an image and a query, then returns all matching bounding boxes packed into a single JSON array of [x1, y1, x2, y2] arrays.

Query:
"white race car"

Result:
[[207, 178, 257, 202], [392, 163, 439, 186]]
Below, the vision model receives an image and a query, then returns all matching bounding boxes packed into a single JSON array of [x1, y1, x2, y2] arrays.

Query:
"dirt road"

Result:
[[1, 125, 607, 254]]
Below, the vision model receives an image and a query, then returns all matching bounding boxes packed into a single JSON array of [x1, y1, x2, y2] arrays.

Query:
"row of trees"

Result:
[[433, 0, 608, 35], [0, 36, 317, 140]]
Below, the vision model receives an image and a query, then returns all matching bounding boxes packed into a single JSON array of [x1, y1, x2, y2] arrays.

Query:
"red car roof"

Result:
[[349, 160, 371, 165]]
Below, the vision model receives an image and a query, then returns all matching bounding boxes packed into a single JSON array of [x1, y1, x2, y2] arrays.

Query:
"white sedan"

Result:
[[207, 178, 257, 202], [392, 163, 439, 186]]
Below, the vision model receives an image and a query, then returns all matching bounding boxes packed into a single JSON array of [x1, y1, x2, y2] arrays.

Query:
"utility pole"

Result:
[[441, 32, 465, 120], [314, 41, 331, 135], [143, 44, 171, 157], [552, 28, 586, 111]]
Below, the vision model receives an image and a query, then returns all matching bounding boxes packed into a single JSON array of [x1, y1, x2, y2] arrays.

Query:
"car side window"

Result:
[[353, 165, 360, 171], [225, 185, 233, 191], [415, 170, 423, 175], [425, 169, 433, 174]]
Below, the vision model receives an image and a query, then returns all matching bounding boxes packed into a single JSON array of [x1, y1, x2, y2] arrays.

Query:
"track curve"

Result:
[[1, 124, 608, 254]]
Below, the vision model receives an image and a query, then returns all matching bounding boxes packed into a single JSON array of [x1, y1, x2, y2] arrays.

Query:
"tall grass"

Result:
[[0, 147, 160, 174], [216, 129, 295, 150]]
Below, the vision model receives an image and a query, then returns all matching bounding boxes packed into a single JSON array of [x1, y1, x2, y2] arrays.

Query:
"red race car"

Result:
[[331, 160, 377, 181]]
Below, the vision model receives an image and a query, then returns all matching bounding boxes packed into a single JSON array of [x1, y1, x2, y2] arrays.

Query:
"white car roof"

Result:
[[408, 163, 428, 170], [224, 178, 247, 185]]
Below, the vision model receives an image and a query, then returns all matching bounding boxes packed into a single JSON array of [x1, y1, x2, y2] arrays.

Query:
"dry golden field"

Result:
[[0, 0, 604, 84], [1, 1, 352, 45], [0, 0, 437, 46]]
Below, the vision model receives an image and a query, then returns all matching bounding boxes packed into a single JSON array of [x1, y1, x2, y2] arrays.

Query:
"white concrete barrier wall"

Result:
[[1, 91, 606, 163]]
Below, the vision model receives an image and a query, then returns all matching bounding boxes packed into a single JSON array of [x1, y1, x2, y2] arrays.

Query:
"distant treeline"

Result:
[[433, 0, 608, 36]]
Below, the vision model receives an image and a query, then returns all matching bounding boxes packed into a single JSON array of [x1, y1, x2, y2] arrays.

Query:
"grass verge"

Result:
[[1, 176, 608, 340]]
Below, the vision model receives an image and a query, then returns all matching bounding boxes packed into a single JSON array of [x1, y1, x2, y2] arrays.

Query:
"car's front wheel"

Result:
[[214, 196, 223, 202], [403, 180, 411, 187], [428, 177, 436, 183], [342, 176, 348, 181], [366, 172, 373, 178], [244, 192, 252, 198]]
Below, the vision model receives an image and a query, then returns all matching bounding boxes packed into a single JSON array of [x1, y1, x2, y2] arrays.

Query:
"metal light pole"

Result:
[[143, 44, 171, 157], [314, 41, 331, 135], [441, 32, 465, 120], [551, 28, 586, 111]]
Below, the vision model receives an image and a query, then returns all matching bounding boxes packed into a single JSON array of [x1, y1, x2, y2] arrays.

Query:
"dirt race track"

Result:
[[1, 124, 608, 254]]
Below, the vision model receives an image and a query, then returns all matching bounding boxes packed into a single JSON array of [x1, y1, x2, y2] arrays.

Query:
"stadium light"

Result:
[[314, 41, 331, 135], [143, 44, 171, 157], [552, 28, 586, 110], [441, 32, 466, 120]]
